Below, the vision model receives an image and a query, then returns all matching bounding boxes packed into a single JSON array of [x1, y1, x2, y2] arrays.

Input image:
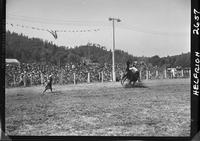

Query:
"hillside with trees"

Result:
[[6, 31, 190, 68]]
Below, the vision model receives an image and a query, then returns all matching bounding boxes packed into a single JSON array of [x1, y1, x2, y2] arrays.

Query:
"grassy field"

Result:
[[5, 78, 190, 136]]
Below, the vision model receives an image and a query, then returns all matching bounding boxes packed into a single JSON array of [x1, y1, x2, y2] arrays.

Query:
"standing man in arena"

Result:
[[42, 74, 53, 94]]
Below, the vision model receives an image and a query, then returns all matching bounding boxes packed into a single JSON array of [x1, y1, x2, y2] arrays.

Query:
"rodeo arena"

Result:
[[5, 57, 191, 136]]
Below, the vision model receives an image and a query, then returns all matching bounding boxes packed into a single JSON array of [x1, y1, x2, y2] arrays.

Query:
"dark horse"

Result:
[[121, 70, 140, 86]]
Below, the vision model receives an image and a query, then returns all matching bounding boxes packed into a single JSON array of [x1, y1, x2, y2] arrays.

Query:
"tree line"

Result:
[[6, 31, 190, 68]]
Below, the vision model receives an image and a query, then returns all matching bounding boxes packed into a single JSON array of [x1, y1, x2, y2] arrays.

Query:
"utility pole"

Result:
[[109, 17, 121, 82]]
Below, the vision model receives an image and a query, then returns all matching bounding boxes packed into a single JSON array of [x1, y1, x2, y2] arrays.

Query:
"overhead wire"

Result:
[[6, 13, 186, 38], [6, 13, 108, 26], [118, 23, 187, 36], [6, 22, 101, 32]]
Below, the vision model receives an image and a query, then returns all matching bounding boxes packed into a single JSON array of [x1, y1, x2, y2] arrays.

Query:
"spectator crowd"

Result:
[[5, 62, 125, 87], [5, 62, 190, 88]]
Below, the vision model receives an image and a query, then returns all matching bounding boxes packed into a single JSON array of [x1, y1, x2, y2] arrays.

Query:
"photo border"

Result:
[[1, 0, 199, 140], [191, 0, 200, 139]]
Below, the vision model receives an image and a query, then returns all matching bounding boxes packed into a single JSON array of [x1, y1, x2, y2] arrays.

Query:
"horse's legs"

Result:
[[121, 74, 127, 85], [42, 88, 47, 94], [128, 79, 132, 85], [132, 81, 136, 86]]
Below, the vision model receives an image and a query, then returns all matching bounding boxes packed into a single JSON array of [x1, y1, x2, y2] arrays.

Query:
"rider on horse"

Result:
[[125, 60, 140, 83]]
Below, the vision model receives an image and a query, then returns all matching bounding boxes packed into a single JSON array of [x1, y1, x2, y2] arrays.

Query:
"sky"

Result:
[[6, 0, 191, 57]]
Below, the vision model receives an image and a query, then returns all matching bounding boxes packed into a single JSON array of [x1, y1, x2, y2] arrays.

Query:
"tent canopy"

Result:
[[6, 59, 20, 64]]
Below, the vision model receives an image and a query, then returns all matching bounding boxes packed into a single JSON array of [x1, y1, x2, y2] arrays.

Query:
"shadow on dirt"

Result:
[[41, 90, 63, 96], [123, 82, 148, 88]]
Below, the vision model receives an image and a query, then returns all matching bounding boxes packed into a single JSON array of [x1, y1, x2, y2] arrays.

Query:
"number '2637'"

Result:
[[193, 9, 200, 35]]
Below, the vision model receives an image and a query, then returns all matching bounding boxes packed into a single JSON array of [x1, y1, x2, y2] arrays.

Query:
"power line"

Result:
[[7, 13, 186, 35], [119, 23, 187, 36], [6, 22, 101, 39], [7, 13, 108, 26], [6, 22, 100, 33]]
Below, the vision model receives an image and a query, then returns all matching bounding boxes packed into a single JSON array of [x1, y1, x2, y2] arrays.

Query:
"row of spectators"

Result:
[[5, 62, 126, 87], [6, 62, 190, 87]]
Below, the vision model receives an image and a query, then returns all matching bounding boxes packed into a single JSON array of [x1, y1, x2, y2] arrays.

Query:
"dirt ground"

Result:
[[5, 78, 190, 136]]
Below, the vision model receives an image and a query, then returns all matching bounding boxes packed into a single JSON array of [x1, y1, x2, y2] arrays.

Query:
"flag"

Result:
[[47, 30, 58, 39]]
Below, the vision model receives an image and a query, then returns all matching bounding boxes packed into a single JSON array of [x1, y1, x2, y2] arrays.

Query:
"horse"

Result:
[[121, 70, 140, 87]]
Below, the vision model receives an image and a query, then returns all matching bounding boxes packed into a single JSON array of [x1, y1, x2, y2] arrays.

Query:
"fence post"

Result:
[[87, 72, 90, 83], [40, 73, 44, 86], [23, 73, 27, 87], [101, 71, 104, 83], [156, 70, 158, 79], [73, 73, 76, 85], [30, 75, 33, 86], [164, 69, 167, 79], [99, 72, 101, 81], [13, 74, 16, 87], [146, 70, 148, 80], [149, 71, 151, 79], [181, 70, 184, 78], [139, 70, 142, 81]]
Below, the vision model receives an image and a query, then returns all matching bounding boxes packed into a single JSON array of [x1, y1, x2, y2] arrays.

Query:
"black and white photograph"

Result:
[[4, 0, 193, 138]]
